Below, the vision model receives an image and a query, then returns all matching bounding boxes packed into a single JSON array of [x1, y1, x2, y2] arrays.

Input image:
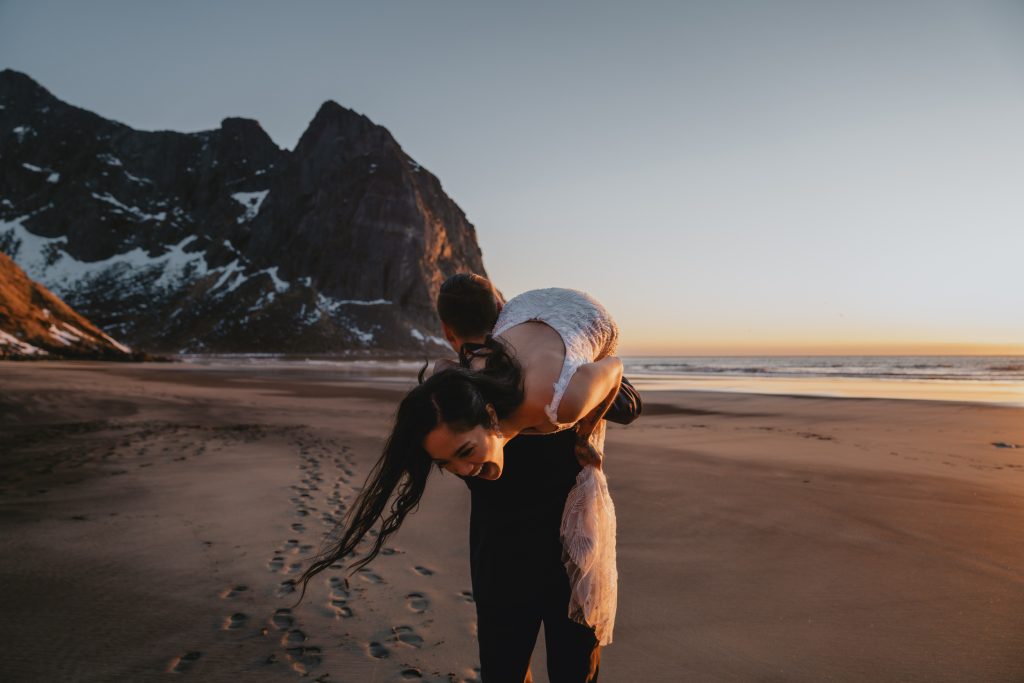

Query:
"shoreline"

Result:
[[630, 376, 1024, 409], [165, 353, 1024, 410], [11, 357, 1024, 408], [631, 373, 1024, 408]]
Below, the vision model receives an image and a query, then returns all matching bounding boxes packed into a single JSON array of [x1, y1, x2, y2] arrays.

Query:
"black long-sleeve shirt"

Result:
[[463, 378, 642, 604]]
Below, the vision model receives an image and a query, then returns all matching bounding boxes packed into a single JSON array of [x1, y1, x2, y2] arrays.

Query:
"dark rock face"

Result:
[[0, 251, 134, 360], [0, 69, 486, 353]]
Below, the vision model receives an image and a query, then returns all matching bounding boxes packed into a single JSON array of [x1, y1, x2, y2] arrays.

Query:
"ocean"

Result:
[[623, 355, 1024, 406]]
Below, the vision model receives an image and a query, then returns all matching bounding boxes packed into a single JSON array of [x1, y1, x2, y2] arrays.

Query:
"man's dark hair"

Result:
[[437, 273, 503, 338]]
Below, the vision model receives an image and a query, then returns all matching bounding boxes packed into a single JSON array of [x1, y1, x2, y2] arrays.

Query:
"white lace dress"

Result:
[[492, 287, 620, 646]]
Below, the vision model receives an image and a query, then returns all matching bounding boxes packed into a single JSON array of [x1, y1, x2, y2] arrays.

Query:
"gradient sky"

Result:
[[2, 0, 1022, 355]]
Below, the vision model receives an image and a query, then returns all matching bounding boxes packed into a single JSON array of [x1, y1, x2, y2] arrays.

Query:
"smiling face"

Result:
[[423, 421, 505, 480]]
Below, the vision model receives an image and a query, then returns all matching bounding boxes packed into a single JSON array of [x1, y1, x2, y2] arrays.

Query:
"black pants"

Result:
[[475, 565, 600, 683], [467, 430, 602, 683]]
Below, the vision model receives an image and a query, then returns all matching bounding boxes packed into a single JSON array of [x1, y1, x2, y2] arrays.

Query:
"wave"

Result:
[[624, 356, 1024, 383]]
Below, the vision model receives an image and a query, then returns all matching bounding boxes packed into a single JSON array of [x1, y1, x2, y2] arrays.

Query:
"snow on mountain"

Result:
[[0, 69, 484, 354]]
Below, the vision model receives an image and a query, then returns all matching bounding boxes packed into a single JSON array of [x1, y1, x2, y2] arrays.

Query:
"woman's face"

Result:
[[423, 421, 504, 480]]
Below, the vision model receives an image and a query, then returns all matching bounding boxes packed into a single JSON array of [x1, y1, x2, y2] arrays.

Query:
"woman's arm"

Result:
[[569, 361, 623, 468], [556, 356, 624, 425]]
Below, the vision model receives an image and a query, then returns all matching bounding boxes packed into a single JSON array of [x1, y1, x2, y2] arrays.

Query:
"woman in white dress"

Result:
[[300, 288, 622, 645]]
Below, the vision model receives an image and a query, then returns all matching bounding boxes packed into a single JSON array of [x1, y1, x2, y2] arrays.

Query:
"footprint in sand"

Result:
[[277, 580, 296, 597], [400, 668, 424, 679], [224, 612, 248, 630], [413, 566, 434, 576], [291, 522, 306, 533], [167, 651, 202, 673], [330, 601, 354, 618], [328, 577, 350, 598], [268, 555, 285, 572], [272, 608, 295, 630], [219, 585, 248, 599], [281, 629, 306, 647], [368, 641, 390, 659], [285, 645, 322, 674], [459, 590, 475, 603], [406, 592, 429, 613], [390, 625, 424, 648], [357, 569, 384, 584]]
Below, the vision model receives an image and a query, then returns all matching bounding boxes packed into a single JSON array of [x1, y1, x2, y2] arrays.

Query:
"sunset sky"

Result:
[[2, 1, 1022, 355]]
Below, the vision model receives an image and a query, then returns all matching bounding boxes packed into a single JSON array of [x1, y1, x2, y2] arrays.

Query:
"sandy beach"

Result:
[[1, 361, 1023, 682]]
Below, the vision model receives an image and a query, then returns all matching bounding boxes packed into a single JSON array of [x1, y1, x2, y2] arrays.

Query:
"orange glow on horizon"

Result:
[[617, 339, 1024, 357]]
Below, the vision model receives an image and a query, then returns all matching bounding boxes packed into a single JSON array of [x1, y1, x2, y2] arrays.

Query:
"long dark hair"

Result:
[[296, 336, 523, 600]]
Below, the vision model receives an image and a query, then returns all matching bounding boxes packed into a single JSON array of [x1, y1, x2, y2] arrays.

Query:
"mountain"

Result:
[[0, 251, 134, 359], [0, 69, 486, 354]]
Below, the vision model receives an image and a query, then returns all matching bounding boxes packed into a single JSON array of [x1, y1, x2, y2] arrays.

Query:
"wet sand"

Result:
[[1, 361, 1023, 682]]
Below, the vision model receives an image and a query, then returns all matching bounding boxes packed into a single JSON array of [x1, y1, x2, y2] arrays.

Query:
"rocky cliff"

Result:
[[0, 69, 486, 353], [0, 251, 134, 360]]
